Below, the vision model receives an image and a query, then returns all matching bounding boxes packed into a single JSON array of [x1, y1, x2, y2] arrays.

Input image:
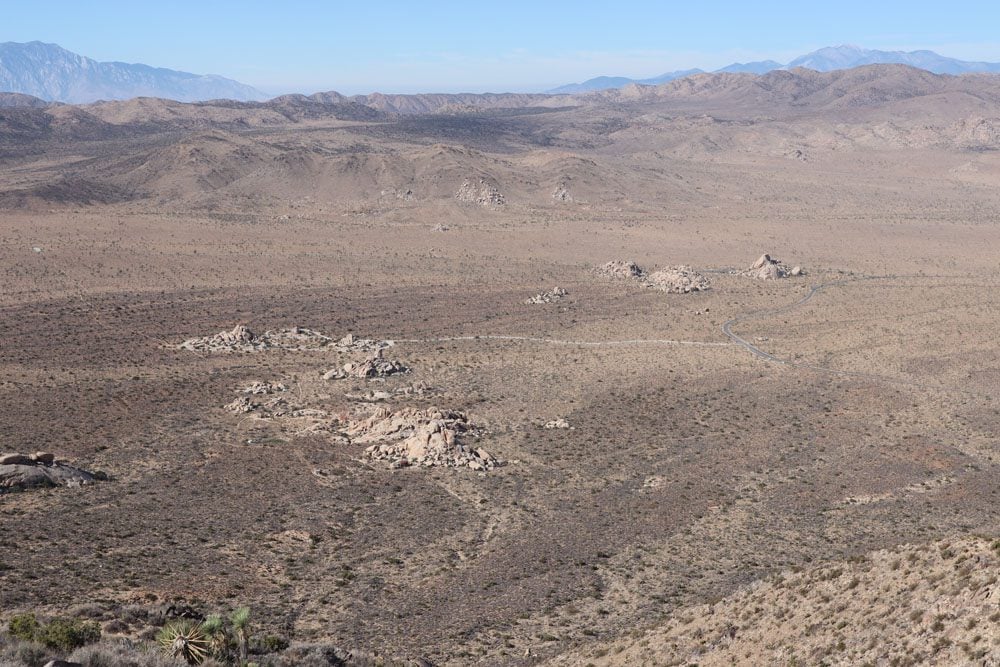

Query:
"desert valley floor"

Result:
[[2, 65, 1000, 665]]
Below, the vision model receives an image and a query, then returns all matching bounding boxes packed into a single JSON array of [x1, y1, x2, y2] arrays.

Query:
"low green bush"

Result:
[[6, 612, 101, 651]]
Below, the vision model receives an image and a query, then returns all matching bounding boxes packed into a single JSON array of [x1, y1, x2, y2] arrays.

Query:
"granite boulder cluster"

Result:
[[745, 253, 804, 280], [178, 325, 392, 354], [348, 407, 498, 471], [597, 259, 711, 293]]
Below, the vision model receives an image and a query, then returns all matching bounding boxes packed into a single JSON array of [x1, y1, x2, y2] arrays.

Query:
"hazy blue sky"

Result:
[[5, 1, 1000, 94]]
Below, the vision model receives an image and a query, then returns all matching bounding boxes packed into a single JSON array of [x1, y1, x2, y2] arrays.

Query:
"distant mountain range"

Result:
[[5, 42, 1000, 104], [0, 41, 267, 103], [547, 45, 1000, 93]]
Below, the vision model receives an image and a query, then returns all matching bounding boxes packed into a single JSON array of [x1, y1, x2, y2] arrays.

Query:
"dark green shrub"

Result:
[[7, 613, 101, 651], [36, 617, 102, 651], [8, 613, 41, 642], [258, 634, 290, 653]]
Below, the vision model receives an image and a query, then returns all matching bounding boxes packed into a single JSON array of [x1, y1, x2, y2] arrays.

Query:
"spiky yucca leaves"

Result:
[[230, 607, 251, 664], [157, 619, 211, 665], [200, 613, 229, 659]]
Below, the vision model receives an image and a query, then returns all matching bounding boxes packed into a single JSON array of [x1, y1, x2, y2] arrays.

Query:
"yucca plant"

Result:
[[157, 619, 211, 665], [200, 613, 230, 659], [230, 607, 251, 664]]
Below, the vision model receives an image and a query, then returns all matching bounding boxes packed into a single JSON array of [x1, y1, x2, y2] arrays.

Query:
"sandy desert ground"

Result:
[[1, 65, 999, 665]]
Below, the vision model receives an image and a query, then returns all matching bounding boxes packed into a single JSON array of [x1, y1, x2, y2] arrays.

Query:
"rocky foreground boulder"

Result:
[[0, 452, 102, 492]]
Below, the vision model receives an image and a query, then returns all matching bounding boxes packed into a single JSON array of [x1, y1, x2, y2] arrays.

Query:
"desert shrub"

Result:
[[68, 602, 107, 619], [69, 640, 183, 667], [256, 634, 289, 654], [0, 633, 51, 667], [7, 614, 41, 643], [258, 643, 351, 667], [37, 617, 102, 651], [104, 619, 130, 634], [6, 613, 100, 651]]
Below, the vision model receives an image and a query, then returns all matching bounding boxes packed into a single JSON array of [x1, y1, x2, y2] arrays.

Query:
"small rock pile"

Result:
[[263, 327, 337, 350], [344, 382, 434, 402], [224, 394, 297, 417], [552, 184, 573, 202], [179, 327, 393, 354], [179, 324, 261, 352], [335, 333, 394, 354], [525, 286, 568, 304], [456, 177, 505, 208], [225, 396, 258, 414], [179, 325, 328, 352], [224, 386, 327, 421], [595, 259, 646, 280], [597, 260, 710, 294], [348, 407, 499, 471], [543, 418, 572, 429], [323, 350, 410, 380], [0, 452, 102, 491], [746, 254, 803, 280], [241, 381, 287, 395], [645, 266, 711, 293]]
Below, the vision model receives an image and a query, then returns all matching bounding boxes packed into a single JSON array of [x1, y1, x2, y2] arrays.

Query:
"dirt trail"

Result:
[[721, 275, 970, 393], [400, 274, 971, 395], [396, 334, 731, 347]]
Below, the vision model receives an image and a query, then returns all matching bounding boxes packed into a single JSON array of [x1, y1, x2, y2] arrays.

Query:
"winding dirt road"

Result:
[[399, 273, 964, 394], [721, 275, 960, 392], [396, 334, 731, 348]]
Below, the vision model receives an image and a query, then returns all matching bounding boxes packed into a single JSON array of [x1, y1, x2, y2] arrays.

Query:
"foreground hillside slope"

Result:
[[551, 537, 1000, 665]]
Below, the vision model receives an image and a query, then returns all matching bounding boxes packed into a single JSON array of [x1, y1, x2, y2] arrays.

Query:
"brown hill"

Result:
[[590, 64, 1000, 114], [553, 537, 1000, 666], [0, 92, 51, 108]]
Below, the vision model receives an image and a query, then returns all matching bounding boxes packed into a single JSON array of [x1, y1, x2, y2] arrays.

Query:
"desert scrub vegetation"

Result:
[[7, 612, 101, 651], [157, 620, 211, 665], [0, 604, 277, 667], [156, 607, 253, 665], [1, 632, 187, 666]]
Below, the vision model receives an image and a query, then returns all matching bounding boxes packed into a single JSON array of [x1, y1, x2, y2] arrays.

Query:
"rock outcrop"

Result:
[[348, 407, 498, 471], [597, 260, 710, 293], [745, 254, 804, 280], [323, 350, 410, 380], [552, 184, 573, 202], [645, 266, 711, 293], [456, 177, 505, 208], [525, 287, 568, 304], [0, 452, 102, 491], [241, 381, 287, 395], [178, 326, 392, 354], [344, 382, 434, 403], [595, 259, 646, 280]]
